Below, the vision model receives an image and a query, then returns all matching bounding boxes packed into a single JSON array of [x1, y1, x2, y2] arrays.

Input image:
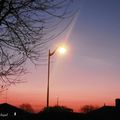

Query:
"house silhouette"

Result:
[[0, 103, 31, 119], [86, 99, 120, 120]]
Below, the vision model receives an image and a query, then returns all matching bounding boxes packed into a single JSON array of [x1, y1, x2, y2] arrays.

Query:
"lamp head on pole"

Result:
[[50, 44, 67, 56]]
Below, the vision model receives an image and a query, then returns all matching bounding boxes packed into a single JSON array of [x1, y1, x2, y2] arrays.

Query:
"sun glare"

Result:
[[58, 47, 66, 55]]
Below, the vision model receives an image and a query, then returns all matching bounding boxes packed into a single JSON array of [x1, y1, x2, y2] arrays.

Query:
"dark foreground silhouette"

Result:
[[0, 103, 120, 120]]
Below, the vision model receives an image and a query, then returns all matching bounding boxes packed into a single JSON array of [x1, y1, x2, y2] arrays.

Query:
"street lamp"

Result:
[[47, 46, 66, 108]]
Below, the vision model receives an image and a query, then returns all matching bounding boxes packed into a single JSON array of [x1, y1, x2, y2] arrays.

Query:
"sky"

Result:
[[1, 0, 120, 112]]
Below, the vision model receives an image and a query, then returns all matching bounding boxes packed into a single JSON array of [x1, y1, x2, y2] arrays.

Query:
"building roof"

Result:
[[0, 103, 30, 117], [87, 106, 120, 120]]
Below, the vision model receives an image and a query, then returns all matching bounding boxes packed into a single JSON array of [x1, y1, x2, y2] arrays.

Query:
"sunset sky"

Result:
[[1, 0, 120, 112]]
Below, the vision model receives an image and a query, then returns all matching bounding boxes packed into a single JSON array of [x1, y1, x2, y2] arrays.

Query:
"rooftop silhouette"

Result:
[[0, 103, 32, 119], [0, 99, 120, 120]]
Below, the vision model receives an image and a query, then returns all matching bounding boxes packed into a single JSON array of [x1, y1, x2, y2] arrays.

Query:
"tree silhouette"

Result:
[[19, 103, 34, 113], [0, 0, 78, 88], [80, 105, 99, 113]]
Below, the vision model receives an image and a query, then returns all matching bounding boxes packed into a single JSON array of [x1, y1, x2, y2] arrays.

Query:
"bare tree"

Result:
[[80, 105, 99, 113], [0, 0, 78, 89], [19, 103, 34, 113]]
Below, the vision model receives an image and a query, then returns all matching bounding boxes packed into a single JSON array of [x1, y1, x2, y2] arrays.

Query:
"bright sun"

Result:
[[58, 47, 66, 54]]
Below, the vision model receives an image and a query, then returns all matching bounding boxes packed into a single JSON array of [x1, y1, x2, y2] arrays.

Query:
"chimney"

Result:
[[115, 98, 120, 109]]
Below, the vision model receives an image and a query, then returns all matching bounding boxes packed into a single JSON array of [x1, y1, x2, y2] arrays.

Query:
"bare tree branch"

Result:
[[0, 0, 79, 90]]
